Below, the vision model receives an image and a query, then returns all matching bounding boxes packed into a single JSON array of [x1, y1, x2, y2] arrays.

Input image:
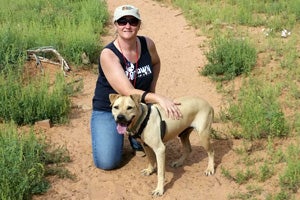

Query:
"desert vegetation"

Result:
[[0, 0, 108, 199], [160, 0, 300, 199], [1, 0, 299, 199]]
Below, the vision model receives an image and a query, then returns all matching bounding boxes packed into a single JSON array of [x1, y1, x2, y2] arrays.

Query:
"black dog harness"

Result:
[[132, 104, 166, 140]]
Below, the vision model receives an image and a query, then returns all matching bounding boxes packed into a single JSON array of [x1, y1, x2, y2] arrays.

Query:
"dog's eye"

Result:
[[113, 105, 119, 109], [127, 106, 133, 110]]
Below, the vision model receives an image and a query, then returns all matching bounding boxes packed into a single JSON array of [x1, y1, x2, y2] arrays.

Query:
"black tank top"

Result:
[[92, 36, 153, 111]]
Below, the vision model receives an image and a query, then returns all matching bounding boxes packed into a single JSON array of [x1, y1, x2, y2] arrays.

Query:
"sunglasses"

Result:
[[116, 17, 140, 27]]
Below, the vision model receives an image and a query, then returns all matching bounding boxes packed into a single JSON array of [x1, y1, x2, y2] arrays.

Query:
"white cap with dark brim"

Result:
[[113, 5, 141, 22]]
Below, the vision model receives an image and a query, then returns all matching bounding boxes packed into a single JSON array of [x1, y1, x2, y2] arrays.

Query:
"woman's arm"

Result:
[[100, 40, 182, 119], [100, 48, 144, 96]]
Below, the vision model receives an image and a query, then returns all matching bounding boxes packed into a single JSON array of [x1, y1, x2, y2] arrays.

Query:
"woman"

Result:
[[91, 5, 182, 170]]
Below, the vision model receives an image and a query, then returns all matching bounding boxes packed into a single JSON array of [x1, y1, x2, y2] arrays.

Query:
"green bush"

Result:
[[0, 122, 72, 199], [228, 78, 288, 140], [168, 0, 299, 30], [0, 122, 49, 199], [0, 67, 71, 125], [279, 144, 300, 193], [201, 36, 257, 81], [0, 0, 109, 67]]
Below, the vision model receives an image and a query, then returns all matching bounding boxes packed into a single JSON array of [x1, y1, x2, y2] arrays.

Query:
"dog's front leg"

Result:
[[141, 145, 156, 176], [152, 144, 166, 197]]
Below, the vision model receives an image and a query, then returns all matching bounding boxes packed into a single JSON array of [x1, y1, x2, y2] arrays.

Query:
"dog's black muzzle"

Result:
[[116, 114, 132, 125]]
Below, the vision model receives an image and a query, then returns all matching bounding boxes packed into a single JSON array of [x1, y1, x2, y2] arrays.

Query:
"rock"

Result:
[[35, 119, 52, 129]]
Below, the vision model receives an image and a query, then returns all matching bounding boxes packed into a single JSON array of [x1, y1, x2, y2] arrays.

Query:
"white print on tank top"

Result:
[[125, 61, 151, 81]]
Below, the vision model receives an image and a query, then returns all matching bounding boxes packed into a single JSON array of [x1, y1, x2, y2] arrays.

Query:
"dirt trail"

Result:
[[34, 0, 238, 199]]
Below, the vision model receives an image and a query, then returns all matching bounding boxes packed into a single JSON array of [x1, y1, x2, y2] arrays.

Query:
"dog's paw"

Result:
[[151, 188, 164, 197], [141, 168, 155, 176], [204, 167, 215, 176]]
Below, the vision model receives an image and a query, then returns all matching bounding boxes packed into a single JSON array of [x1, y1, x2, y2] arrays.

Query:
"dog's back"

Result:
[[153, 96, 213, 141]]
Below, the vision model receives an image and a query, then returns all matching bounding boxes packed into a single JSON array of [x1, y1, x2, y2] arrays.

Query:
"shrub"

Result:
[[0, 122, 73, 199], [279, 144, 300, 193], [0, 0, 109, 66], [201, 36, 257, 81], [0, 67, 71, 125], [0, 122, 49, 199], [227, 78, 288, 140]]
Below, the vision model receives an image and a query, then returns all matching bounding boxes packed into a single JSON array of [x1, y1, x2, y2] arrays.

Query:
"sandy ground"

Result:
[[33, 0, 243, 199]]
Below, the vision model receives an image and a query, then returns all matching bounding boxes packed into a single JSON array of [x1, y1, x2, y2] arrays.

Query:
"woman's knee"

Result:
[[90, 110, 123, 170], [93, 151, 121, 170], [93, 160, 120, 170]]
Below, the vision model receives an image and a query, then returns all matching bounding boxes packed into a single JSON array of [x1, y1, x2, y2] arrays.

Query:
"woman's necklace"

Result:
[[117, 39, 139, 87]]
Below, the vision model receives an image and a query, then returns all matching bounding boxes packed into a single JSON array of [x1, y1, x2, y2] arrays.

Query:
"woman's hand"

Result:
[[156, 94, 182, 120]]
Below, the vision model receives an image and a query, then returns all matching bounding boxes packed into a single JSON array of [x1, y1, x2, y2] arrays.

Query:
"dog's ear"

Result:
[[130, 94, 141, 105], [109, 94, 120, 106]]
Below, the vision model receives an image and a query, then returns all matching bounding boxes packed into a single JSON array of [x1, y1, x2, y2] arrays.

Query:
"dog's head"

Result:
[[109, 94, 141, 134]]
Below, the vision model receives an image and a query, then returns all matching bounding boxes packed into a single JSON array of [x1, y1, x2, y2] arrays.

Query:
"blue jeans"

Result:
[[90, 110, 142, 170]]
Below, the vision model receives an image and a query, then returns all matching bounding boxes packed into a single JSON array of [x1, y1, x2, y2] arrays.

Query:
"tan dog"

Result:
[[109, 94, 215, 197]]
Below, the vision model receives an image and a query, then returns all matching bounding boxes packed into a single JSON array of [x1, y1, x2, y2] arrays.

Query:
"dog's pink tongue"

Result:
[[117, 124, 127, 134]]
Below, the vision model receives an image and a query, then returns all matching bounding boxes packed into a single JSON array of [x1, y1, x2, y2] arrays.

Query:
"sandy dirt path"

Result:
[[34, 0, 238, 199]]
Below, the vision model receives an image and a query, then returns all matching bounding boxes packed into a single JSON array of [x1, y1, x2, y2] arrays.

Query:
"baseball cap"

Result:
[[113, 5, 141, 22]]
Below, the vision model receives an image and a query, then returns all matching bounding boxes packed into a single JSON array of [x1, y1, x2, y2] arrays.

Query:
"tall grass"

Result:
[[168, 0, 299, 31], [0, 67, 71, 125], [201, 35, 257, 81], [0, 0, 109, 69], [279, 144, 300, 193], [228, 78, 288, 140], [0, 1, 105, 199], [0, 126, 48, 199], [158, 0, 300, 199], [0, 0, 107, 125], [0, 122, 71, 200]]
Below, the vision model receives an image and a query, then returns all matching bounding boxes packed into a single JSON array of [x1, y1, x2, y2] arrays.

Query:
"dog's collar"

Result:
[[130, 104, 152, 139], [130, 104, 166, 140]]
